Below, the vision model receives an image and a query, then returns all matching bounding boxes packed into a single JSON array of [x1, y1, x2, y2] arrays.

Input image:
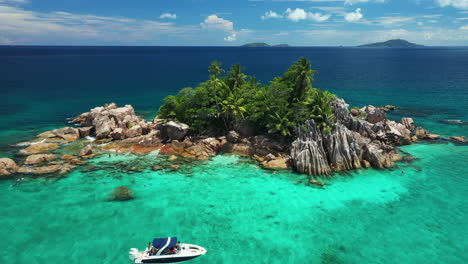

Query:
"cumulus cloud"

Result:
[[261, 10, 282, 19], [285, 8, 331, 22], [286, 8, 308, 22], [460, 25, 468, 29], [200, 14, 233, 31], [224, 33, 237, 41], [437, 0, 468, 9], [159, 13, 176, 19], [345, 8, 363, 22]]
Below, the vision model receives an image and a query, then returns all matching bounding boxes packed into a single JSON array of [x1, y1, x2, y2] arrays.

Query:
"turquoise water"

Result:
[[1, 142, 467, 263], [1, 47, 467, 263]]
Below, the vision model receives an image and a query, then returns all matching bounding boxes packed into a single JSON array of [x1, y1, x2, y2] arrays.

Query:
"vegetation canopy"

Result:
[[158, 57, 337, 140]]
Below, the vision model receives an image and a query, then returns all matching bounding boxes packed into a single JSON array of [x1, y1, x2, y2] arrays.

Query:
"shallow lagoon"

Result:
[[1, 142, 467, 263]]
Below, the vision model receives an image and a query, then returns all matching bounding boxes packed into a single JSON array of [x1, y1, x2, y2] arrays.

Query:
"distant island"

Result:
[[241, 43, 290, 47], [358, 39, 423, 48]]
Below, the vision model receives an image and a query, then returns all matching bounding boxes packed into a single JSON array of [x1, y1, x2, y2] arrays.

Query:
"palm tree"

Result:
[[209, 60, 224, 78], [284, 57, 317, 101], [310, 90, 336, 134], [266, 110, 295, 137], [228, 64, 247, 90]]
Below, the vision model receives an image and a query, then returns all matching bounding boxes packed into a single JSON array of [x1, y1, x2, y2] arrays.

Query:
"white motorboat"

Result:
[[129, 237, 207, 263]]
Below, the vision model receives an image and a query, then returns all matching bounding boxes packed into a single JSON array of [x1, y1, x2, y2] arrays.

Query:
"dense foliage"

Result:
[[158, 57, 337, 140]]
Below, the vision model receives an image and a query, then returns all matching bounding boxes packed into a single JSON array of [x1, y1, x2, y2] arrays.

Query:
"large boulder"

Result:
[[0, 158, 18, 177], [401, 118, 415, 132], [160, 121, 189, 141], [384, 121, 411, 145], [78, 127, 93, 138], [125, 125, 143, 138], [110, 128, 124, 140], [415, 127, 429, 139], [364, 105, 387, 124], [24, 154, 57, 165], [19, 143, 59, 155], [93, 115, 115, 139], [52, 127, 80, 141], [72, 103, 143, 140]]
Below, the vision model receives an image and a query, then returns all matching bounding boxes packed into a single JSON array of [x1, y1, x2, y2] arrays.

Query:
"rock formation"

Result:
[[0, 158, 18, 177], [24, 154, 57, 165]]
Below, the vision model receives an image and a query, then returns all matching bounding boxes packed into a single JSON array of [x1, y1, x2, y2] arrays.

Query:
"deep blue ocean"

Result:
[[1, 46, 467, 154], [0, 47, 467, 263]]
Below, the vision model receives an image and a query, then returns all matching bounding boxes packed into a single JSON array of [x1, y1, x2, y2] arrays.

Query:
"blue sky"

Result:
[[0, 0, 468, 46]]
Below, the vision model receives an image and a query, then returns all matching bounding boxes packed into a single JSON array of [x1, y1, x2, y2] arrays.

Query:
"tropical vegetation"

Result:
[[158, 57, 337, 140]]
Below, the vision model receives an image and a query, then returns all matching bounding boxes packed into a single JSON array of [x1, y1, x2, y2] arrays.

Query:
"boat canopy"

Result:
[[153, 237, 177, 251]]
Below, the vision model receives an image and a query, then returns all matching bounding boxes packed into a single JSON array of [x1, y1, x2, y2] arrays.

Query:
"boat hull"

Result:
[[141, 255, 199, 263]]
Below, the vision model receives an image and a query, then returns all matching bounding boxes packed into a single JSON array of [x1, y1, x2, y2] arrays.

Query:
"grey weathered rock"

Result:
[[52, 127, 80, 141], [93, 115, 115, 139], [364, 105, 387, 124], [401, 118, 415, 132], [110, 128, 124, 140], [79, 145, 93, 157], [226, 130, 240, 143], [324, 125, 361, 171], [73, 103, 143, 140], [0, 158, 18, 177], [415, 126, 429, 139], [384, 121, 411, 145], [125, 125, 142, 138], [24, 154, 57, 165], [78, 127, 93, 138], [291, 120, 331, 176], [160, 121, 189, 141]]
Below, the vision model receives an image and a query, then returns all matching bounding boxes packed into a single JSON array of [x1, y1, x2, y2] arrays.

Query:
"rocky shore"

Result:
[[0, 100, 465, 179]]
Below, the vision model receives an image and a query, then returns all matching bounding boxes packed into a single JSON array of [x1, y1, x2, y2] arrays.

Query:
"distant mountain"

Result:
[[241, 43, 290, 47], [358, 39, 424, 48]]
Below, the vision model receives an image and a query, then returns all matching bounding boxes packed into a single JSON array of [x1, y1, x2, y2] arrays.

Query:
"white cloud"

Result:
[[0, 5, 198, 44], [437, 0, 468, 9], [345, 8, 363, 22], [0, 0, 29, 4], [308, 12, 331, 22], [261, 10, 282, 19], [345, 0, 384, 4], [374, 16, 415, 26], [200, 14, 233, 31], [418, 21, 424, 26], [286, 8, 308, 22], [159, 13, 176, 19], [285, 8, 331, 22], [224, 33, 237, 41], [460, 25, 468, 29]]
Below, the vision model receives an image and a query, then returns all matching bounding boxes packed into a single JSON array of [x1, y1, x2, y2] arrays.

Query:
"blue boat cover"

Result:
[[153, 237, 177, 249]]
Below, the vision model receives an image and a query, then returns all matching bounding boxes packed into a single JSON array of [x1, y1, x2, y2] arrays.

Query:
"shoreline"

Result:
[[1, 100, 465, 182]]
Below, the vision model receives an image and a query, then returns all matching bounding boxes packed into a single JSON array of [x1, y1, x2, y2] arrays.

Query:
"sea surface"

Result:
[[0, 46, 467, 263]]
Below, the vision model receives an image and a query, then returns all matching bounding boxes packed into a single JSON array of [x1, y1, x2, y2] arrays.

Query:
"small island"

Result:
[[241, 43, 290, 47], [358, 39, 424, 48], [2, 57, 462, 185]]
